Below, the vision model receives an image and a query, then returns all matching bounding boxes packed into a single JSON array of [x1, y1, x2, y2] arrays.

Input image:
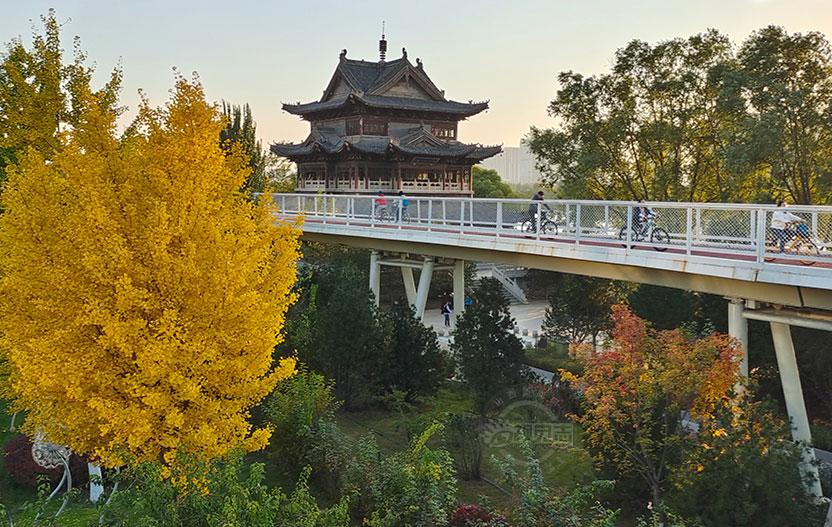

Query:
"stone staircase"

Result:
[[474, 263, 527, 304]]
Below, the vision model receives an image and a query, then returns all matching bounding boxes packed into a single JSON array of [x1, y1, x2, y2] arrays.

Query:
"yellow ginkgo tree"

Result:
[[0, 74, 300, 468]]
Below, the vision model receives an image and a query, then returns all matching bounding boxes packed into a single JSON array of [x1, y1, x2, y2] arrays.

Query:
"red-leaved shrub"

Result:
[[2, 434, 89, 488]]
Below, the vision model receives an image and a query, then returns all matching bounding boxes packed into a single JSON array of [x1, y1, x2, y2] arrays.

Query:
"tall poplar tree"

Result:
[[220, 101, 266, 193], [0, 73, 301, 468]]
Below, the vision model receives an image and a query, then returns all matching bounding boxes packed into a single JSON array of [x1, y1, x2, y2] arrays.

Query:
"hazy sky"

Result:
[[2, 1, 831, 147]]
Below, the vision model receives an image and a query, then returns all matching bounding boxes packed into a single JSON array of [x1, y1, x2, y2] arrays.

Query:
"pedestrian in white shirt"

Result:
[[770, 200, 805, 253]]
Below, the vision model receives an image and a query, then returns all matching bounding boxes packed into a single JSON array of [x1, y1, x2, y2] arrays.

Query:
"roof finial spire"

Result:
[[379, 21, 387, 62]]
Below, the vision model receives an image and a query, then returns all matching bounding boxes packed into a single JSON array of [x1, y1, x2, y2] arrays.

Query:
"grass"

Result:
[[523, 342, 583, 375], [335, 383, 596, 509]]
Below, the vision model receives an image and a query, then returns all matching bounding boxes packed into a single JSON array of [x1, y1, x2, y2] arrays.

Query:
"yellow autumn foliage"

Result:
[[0, 74, 301, 468]]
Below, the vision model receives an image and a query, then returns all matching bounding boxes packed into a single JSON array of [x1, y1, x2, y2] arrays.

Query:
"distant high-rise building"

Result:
[[479, 145, 543, 185]]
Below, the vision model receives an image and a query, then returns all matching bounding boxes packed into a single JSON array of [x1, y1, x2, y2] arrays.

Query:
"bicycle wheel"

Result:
[[541, 221, 558, 236], [618, 226, 638, 246], [522, 220, 535, 234], [651, 227, 669, 252], [797, 240, 820, 265]]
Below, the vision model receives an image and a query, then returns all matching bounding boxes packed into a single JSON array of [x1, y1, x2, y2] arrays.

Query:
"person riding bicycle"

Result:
[[633, 199, 655, 236], [770, 200, 806, 253], [375, 190, 388, 217], [527, 191, 552, 226], [398, 190, 409, 219]]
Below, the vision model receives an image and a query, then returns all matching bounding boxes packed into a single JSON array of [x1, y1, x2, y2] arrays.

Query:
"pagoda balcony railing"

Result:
[[402, 181, 444, 191], [367, 181, 394, 190], [267, 193, 832, 267]]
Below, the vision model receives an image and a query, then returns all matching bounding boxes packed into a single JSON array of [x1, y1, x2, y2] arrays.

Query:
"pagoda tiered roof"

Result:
[[272, 126, 501, 163], [282, 52, 489, 119]]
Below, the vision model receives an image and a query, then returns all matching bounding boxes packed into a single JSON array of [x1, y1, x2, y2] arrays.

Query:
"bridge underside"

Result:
[[301, 231, 832, 311]]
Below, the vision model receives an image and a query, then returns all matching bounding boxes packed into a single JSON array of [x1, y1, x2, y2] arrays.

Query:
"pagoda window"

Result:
[[363, 119, 388, 136], [346, 119, 360, 135], [432, 124, 456, 139]]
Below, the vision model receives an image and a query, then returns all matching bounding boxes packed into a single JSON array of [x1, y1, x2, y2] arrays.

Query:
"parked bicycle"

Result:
[[764, 221, 820, 265], [618, 209, 669, 251], [521, 209, 559, 235]]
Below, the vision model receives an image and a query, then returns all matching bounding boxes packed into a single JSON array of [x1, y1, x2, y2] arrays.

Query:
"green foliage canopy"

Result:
[[527, 26, 832, 204]]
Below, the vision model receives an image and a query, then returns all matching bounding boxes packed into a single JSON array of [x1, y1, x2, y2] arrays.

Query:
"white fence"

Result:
[[268, 194, 832, 267]]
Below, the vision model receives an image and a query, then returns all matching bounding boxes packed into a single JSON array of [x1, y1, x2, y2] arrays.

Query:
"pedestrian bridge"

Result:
[[270, 194, 832, 311]]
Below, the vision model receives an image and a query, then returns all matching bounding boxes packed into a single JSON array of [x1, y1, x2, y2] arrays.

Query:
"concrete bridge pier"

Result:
[[769, 321, 824, 499], [727, 298, 749, 379], [368, 252, 466, 322]]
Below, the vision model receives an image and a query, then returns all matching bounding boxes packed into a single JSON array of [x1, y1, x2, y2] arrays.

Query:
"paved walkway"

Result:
[[423, 300, 549, 338], [424, 300, 555, 381]]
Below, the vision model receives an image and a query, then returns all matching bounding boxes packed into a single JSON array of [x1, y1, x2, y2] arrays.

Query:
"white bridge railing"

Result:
[[268, 194, 832, 267]]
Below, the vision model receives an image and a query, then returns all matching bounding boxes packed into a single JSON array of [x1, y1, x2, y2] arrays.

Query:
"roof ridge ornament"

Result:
[[340, 49, 347, 62], [379, 21, 387, 62], [402, 47, 407, 60]]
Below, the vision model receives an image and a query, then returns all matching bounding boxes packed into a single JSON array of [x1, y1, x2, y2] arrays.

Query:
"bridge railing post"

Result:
[[685, 207, 693, 256], [575, 204, 582, 245], [755, 208, 766, 263], [535, 201, 541, 239], [625, 205, 633, 248], [426, 200, 432, 231], [497, 201, 503, 236]]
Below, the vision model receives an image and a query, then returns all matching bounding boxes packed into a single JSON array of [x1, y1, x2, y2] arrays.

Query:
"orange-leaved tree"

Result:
[[0, 73, 301, 469], [562, 305, 742, 517]]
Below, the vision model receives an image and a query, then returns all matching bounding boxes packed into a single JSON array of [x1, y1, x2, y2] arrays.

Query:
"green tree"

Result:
[[527, 30, 740, 202], [305, 260, 390, 409], [542, 274, 633, 345], [220, 101, 266, 193], [451, 278, 530, 415], [724, 26, 832, 204], [472, 165, 516, 198], [669, 392, 824, 526], [381, 300, 449, 402], [0, 9, 122, 184]]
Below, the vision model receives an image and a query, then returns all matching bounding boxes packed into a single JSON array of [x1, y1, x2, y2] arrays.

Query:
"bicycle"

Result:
[[763, 221, 820, 265], [374, 206, 392, 222], [618, 210, 669, 251], [521, 209, 559, 235], [390, 204, 412, 223]]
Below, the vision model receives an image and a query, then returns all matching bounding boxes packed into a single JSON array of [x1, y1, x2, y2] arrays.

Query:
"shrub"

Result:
[[263, 365, 341, 474], [2, 434, 88, 489], [344, 423, 458, 527], [449, 504, 512, 527], [99, 450, 350, 527], [526, 378, 582, 419]]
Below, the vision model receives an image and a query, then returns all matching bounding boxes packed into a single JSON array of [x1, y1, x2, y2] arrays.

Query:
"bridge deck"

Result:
[[271, 194, 832, 310]]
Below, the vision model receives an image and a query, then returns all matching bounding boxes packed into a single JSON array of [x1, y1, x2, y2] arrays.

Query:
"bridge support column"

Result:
[[414, 257, 434, 321], [727, 298, 749, 379], [369, 250, 381, 307], [402, 267, 417, 307], [453, 259, 465, 320], [770, 321, 823, 498]]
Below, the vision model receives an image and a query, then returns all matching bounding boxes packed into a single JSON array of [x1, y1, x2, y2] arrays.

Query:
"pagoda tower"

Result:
[[272, 42, 501, 197]]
